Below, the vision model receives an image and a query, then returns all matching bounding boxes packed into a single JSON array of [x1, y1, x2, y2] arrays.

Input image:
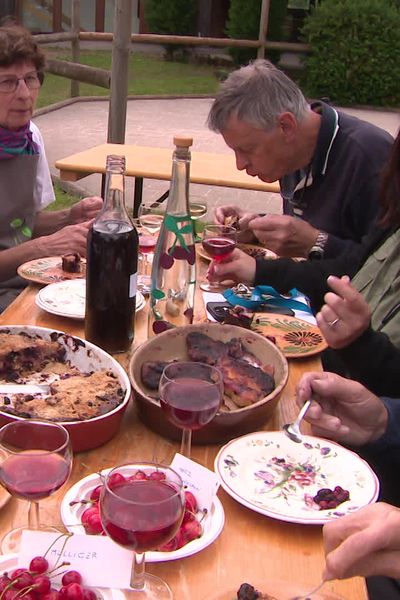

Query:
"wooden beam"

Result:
[[46, 59, 110, 88], [107, 0, 132, 143], [79, 31, 311, 53], [71, 0, 80, 98], [34, 32, 76, 43], [257, 0, 270, 59]]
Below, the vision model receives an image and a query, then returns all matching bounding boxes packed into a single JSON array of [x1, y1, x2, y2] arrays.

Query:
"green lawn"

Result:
[[46, 182, 81, 210], [37, 49, 220, 108]]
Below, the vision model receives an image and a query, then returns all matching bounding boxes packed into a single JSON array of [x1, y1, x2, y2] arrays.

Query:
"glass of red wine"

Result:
[[0, 419, 72, 553], [100, 462, 185, 600], [200, 224, 237, 291], [159, 362, 223, 458]]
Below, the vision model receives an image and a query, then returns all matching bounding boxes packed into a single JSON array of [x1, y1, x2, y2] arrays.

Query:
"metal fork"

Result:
[[292, 580, 326, 599]]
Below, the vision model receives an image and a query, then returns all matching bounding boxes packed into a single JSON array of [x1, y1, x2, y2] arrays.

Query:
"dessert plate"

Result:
[[18, 256, 86, 284], [212, 579, 346, 600], [61, 469, 225, 562], [251, 313, 327, 358], [36, 280, 145, 320], [215, 431, 379, 525]]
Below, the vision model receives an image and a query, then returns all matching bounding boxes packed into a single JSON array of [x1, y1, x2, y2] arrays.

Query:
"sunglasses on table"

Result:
[[0, 71, 44, 93]]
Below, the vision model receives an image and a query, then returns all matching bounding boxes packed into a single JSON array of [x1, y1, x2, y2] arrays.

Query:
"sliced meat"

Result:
[[141, 361, 170, 390], [217, 355, 275, 408], [186, 331, 228, 365]]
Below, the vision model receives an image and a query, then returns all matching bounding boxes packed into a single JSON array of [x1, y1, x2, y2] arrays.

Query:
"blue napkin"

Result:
[[223, 285, 313, 314]]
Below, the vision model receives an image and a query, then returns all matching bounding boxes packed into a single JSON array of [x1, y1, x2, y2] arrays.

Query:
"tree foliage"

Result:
[[144, 0, 197, 60]]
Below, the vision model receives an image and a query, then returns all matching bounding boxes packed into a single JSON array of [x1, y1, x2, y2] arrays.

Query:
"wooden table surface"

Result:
[[55, 143, 280, 193], [0, 257, 367, 600]]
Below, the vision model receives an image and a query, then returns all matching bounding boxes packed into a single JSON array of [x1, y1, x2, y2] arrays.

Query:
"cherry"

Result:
[[11, 569, 34, 589], [61, 572, 83, 587], [148, 471, 166, 481], [85, 512, 104, 535], [29, 556, 49, 574], [89, 486, 102, 502], [0, 575, 11, 593], [158, 536, 179, 552], [182, 510, 197, 524], [108, 472, 126, 489], [62, 583, 84, 600], [184, 491, 197, 513], [42, 591, 62, 600], [82, 590, 97, 600], [33, 575, 52, 594], [181, 518, 202, 542], [81, 506, 99, 525], [129, 471, 148, 481]]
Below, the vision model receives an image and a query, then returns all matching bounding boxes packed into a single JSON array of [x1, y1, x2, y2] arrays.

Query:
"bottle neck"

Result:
[[167, 148, 190, 215], [99, 159, 131, 223]]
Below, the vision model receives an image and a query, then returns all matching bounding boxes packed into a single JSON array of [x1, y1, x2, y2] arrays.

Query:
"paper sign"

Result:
[[19, 531, 132, 589], [170, 453, 219, 514]]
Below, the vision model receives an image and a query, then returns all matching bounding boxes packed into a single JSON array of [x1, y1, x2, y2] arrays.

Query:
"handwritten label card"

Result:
[[19, 531, 132, 589], [170, 453, 219, 513]]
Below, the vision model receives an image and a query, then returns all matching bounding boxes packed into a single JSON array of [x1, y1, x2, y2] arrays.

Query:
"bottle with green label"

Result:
[[148, 137, 196, 336]]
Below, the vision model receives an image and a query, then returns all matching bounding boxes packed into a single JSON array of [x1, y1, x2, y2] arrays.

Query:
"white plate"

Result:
[[36, 280, 145, 320], [0, 554, 124, 600], [215, 431, 380, 525], [61, 469, 225, 562]]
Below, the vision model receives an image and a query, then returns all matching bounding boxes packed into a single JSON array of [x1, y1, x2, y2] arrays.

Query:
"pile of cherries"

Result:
[[313, 486, 350, 510], [0, 556, 96, 600], [77, 470, 204, 551]]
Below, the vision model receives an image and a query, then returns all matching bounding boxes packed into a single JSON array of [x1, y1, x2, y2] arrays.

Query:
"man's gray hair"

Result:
[[208, 59, 310, 132]]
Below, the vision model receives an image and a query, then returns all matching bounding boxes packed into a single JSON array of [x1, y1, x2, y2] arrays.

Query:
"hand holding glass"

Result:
[[159, 362, 223, 458], [100, 462, 184, 600], [0, 420, 72, 553], [200, 224, 237, 291]]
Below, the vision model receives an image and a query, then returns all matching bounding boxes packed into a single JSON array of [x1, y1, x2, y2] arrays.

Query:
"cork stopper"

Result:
[[173, 136, 193, 148]]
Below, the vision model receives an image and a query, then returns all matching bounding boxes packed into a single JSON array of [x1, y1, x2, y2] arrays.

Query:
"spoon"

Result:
[[292, 579, 326, 599], [283, 399, 312, 443]]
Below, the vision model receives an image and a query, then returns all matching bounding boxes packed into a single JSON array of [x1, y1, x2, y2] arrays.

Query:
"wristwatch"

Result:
[[308, 231, 329, 260]]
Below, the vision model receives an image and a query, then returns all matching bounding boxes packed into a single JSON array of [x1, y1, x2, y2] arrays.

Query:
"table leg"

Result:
[[133, 177, 144, 217]]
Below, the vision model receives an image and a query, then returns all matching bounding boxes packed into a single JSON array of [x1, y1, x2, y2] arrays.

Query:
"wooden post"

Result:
[[71, 0, 80, 98], [107, 0, 132, 144], [257, 0, 271, 59]]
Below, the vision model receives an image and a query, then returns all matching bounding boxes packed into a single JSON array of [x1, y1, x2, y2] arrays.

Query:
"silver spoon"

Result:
[[292, 579, 326, 599], [283, 399, 312, 443]]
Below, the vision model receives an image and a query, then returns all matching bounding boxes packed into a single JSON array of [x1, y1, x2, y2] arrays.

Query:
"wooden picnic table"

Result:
[[0, 255, 367, 600], [55, 143, 280, 216]]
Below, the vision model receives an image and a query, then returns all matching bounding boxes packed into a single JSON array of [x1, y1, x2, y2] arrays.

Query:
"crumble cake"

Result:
[[0, 331, 125, 422]]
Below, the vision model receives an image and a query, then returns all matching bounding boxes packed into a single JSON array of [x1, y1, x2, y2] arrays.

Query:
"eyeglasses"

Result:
[[0, 71, 44, 93]]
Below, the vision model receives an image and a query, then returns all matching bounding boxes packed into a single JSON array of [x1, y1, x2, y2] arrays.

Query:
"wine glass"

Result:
[[100, 462, 185, 600], [200, 224, 237, 291], [189, 200, 207, 242], [159, 362, 223, 458], [0, 419, 72, 553], [137, 204, 164, 292]]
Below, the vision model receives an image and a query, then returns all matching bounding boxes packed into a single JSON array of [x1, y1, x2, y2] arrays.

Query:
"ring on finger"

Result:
[[327, 318, 340, 327]]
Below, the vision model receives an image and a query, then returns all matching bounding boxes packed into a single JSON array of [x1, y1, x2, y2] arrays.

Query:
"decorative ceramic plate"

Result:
[[215, 431, 379, 525], [197, 243, 276, 262], [0, 554, 123, 600], [61, 469, 225, 563], [18, 256, 86, 285], [251, 313, 327, 358], [211, 579, 346, 600], [36, 280, 145, 320]]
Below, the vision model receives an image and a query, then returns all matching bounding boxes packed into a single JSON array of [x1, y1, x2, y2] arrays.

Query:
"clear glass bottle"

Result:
[[85, 155, 139, 353], [148, 137, 196, 336]]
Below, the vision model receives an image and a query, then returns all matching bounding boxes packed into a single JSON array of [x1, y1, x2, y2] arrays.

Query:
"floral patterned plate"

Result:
[[17, 256, 86, 284], [251, 313, 327, 358], [214, 431, 379, 525], [36, 280, 145, 320]]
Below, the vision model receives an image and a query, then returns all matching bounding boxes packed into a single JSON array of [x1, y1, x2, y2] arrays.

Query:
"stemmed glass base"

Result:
[[126, 574, 173, 599], [1, 524, 60, 554], [199, 280, 229, 292]]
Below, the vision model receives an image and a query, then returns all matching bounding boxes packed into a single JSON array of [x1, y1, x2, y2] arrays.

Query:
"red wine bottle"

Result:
[[148, 137, 196, 336], [85, 155, 139, 353]]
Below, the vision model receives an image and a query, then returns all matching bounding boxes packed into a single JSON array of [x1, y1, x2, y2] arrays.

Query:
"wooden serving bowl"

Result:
[[129, 323, 288, 445]]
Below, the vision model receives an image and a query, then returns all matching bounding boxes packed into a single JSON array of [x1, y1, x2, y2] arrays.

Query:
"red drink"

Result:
[[100, 479, 183, 552], [139, 234, 156, 254], [160, 377, 221, 430], [202, 237, 236, 262], [0, 452, 70, 501]]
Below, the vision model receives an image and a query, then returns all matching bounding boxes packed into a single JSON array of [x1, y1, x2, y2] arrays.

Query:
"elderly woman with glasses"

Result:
[[0, 23, 102, 311]]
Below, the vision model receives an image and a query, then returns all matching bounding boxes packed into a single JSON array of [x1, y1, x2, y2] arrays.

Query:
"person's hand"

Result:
[[317, 275, 371, 349], [296, 371, 387, 446], [36, 221, 93, 257], [247, 214, 319, 257], [69, 196, 103, 224], [214, 205, 260, 243], [323, 503, 400, 580], [207, 248, 256, 286]]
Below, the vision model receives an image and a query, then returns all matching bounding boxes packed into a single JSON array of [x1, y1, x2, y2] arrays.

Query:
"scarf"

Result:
[[0, 122, 39, 160]]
